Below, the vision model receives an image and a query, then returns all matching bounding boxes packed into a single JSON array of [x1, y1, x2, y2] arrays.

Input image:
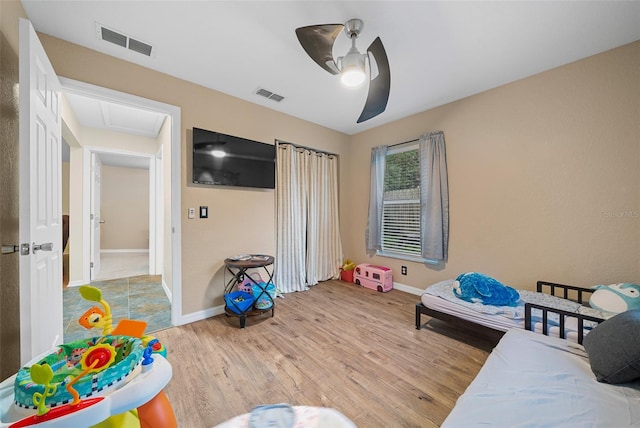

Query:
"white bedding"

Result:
[[442, 328, 640, 427], [421, 280, 606, 341]]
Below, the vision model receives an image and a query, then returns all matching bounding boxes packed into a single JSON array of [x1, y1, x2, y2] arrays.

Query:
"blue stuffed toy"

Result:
[[589, 283, 640, 314], [453, 272, 520, 307]]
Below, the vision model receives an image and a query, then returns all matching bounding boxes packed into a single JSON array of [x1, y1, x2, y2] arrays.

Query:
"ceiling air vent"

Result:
[[256, 88, 285, 102], [96, 23, 153, 57]]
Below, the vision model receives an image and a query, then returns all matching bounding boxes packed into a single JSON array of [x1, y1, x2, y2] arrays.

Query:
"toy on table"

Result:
[[453, 272, 520, 307], [589, 283, 640, 314], [3, 285, 176, 428]]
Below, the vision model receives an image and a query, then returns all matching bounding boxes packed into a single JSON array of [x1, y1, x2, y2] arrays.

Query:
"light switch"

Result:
[[200, 206, 208, 218], [188, 208, 196, 219]]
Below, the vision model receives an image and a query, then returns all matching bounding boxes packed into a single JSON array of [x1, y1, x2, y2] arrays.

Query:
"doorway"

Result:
[[59, 77, 183, 339]]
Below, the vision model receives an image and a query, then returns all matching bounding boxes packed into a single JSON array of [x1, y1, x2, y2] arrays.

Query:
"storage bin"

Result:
[[225, 291, 255, 314], [340, 269, 354, 283], [252, 282, 276, 310]]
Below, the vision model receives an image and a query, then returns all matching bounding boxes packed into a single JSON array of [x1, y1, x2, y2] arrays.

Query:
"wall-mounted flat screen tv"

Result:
[[192, 127, 276, 189]]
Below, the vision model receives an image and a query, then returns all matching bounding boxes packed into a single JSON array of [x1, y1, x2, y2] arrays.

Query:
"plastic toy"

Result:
[[340, 259, 356, 283], [0, 285, 177, 428], [453, 272, 520, 307], [29, 364, 55, 417], [589, 283, 640, 314], [79, 286, 113, 335], [353, 264, 393, 292]]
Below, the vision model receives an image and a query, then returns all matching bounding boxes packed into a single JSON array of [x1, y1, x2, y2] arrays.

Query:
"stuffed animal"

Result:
[[589, 283, 640, 314], [453, 272, 520, 307]]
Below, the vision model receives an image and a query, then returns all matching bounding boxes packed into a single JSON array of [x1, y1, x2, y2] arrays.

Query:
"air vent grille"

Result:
[[128, 38, 153, 56], [256, 88, 285, 102], [97, 23, 153, 57], [101, 27, 126, 47]]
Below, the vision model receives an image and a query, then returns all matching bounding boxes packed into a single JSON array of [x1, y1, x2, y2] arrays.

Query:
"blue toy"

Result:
[[589, 283, 640, 314], [453, 272, 520, 307]]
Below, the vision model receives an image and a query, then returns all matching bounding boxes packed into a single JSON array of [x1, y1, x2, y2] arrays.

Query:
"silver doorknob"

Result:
[[99, 220, 106, 224], [32, 242, 53, 252]]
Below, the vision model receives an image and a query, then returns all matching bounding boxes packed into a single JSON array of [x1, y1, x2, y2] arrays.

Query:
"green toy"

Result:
[[30, 363, 56, 416]]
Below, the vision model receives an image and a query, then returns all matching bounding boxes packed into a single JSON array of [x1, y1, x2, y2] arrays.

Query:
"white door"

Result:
[[90, 154, 102, 280], [18, 18, 63, 364]]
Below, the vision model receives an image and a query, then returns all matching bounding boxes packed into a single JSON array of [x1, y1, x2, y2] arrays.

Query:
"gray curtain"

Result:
[[365, 145, 387, 255], [419, 132, 449, 261]]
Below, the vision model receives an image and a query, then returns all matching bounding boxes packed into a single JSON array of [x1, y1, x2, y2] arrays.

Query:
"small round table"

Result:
[[224, 255, 275, 328]]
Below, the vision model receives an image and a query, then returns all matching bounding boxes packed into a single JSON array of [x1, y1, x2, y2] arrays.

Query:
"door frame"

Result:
[[84, 146, 156, 281], [59, 77, 183, 326]]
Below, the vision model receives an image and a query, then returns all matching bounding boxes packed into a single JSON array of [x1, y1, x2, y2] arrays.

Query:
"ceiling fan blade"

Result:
[[357, 37, 391, 123], [295, 24, 343, 75]]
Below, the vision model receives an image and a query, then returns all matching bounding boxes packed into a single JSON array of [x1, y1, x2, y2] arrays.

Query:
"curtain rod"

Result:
[[389, 138, 419, 148], [276, 140, 337, 157], [388, 130, 443, 148]]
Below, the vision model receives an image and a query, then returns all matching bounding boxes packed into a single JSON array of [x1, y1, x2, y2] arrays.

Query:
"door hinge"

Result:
[[1, 245, 19, 254], [90, 262, 94, 268]]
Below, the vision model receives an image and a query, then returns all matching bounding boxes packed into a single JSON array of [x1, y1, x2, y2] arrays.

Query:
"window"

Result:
[[380, 144, 423, 259], [366, 132, 449, 264]]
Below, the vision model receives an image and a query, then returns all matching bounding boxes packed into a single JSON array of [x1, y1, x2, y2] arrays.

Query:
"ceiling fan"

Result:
[[295, 19, 390, 123]]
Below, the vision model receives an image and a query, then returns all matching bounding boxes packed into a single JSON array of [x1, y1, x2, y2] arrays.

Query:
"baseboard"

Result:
[[100, 249, 149, 254], [176, 305, 226, 326], [393, 282, 423, 296], [66, 280, 86, 288], [161, 279, 172, 303]]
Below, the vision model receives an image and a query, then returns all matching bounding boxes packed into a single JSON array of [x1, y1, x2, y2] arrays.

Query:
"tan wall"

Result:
[[0, 0, 26, 381], [100, 165, 149, 250], [346, 41, 640, 291], [37, 34, 351, 315]]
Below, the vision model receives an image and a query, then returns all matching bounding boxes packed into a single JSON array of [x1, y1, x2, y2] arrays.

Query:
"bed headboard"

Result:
[[536, 280, 594, 304]]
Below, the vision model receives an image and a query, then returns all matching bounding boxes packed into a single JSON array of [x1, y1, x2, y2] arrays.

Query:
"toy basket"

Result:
[[252, 282, 277, 310], [225, 291, 255, 314], [238, 272, 263, 294]]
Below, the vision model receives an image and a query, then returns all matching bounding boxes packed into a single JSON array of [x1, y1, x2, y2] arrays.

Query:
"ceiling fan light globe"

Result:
[[341, 68, 366, 87], [211, 149, 226, 158], [340, 50, 366, 87]]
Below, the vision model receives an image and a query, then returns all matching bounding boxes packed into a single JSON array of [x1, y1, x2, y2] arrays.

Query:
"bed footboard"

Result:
[[524, 302, 604, 344]]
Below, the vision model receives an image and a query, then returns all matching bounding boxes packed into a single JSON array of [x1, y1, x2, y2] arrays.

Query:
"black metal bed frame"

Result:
[[416, 280, 605, 344]]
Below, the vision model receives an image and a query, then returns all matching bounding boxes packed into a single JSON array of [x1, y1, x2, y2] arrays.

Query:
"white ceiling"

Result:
[[64, 93, 166, 139], [22, 1, 640, 136]]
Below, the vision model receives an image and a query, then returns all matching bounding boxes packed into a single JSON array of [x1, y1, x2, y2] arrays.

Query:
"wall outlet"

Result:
[[188, 208, 196, 219], [401, 266, 407, 275]]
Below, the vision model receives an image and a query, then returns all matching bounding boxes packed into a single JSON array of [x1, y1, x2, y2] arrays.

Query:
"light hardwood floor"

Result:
[[155, 280, 499, 427]]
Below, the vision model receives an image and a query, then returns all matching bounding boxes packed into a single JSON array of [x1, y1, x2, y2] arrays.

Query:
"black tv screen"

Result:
[[192, 127, 276, 189]]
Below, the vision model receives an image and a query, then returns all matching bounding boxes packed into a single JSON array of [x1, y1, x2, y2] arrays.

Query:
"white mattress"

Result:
[[442, 328, 640, 427], [421, 292, 521, 332], [420, 280, 603, 342]]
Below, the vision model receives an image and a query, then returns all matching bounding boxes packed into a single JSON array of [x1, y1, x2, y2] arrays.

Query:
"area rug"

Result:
[[63, 274, 171, 343]]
